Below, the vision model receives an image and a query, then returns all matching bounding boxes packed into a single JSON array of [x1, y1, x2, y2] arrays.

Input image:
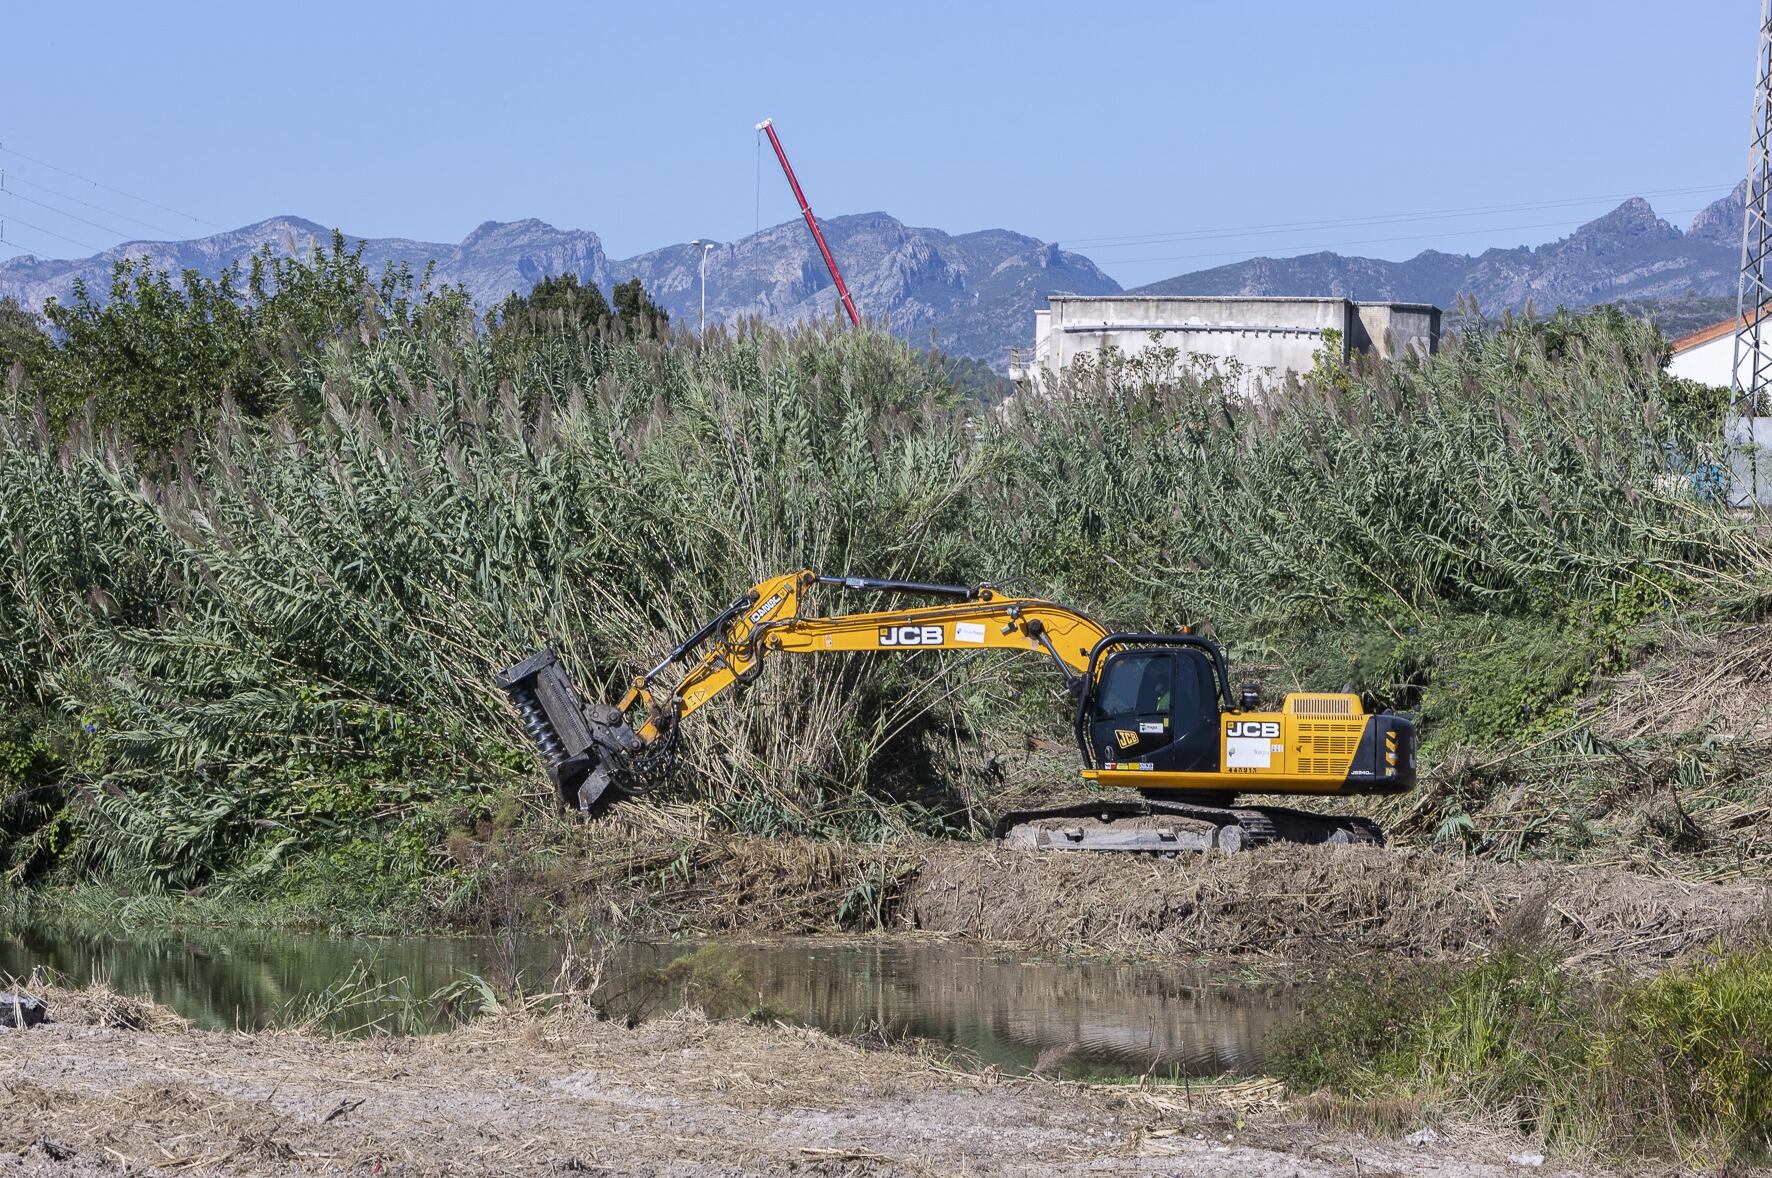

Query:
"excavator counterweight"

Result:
[[497, 570, 1416, 852]]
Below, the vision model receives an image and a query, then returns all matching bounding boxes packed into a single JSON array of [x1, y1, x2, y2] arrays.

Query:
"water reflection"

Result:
[[0, 923, 1294, 1080]]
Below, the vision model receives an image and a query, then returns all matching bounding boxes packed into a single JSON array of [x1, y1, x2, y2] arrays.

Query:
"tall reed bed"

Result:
[[0, 305, 1762, 897]]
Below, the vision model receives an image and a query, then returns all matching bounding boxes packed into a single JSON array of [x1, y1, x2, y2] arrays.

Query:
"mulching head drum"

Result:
[[495, 648, 636, 812]]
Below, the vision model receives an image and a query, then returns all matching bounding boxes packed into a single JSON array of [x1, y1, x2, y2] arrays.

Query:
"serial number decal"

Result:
[[1226, 737, 1273, 769], [878, 624, 944, 647]]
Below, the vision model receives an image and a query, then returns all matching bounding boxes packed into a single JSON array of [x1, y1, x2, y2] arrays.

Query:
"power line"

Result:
[[0, 187, 135, 242], [1059, 183, 1735, 252], [0, 143, 222, 229], [1108, 206, 1709, 268], [3, 171, 178, 236], [0, 210, 106, 253]]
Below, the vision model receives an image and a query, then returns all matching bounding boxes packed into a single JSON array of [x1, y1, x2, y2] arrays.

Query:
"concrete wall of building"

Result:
[[1041, 296, 1346, 393], [1353, 303, 1440, 359], [1013, 295, 1440, 393]]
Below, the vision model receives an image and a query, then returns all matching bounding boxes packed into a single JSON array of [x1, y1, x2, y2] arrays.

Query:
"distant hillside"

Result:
[[1614, 295, 1738, 342], [0, 183, 1752, 369], [1133, 184, 1747, 313], [615, 214, 1119, 363], [0, 214, 1118, 370], [0, 216, 612, 318]]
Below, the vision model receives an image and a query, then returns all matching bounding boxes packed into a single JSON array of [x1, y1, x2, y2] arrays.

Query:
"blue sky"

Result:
[[0, 1, 1756, 286]]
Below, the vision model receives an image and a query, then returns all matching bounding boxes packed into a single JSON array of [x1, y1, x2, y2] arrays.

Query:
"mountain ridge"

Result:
[[0, 211, 1118, 368], [1131, 183, 1747, 313], [0, 184, 1750, 369]]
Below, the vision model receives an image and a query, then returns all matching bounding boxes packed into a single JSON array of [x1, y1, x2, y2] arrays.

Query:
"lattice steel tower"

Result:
[[1732, 0, 1772, 505]]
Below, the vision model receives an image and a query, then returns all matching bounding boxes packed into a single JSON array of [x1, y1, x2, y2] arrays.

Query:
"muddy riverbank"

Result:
[[0, 986, 1611, 1177], [900, 843, 1769, 967], [572, 832, 1768, 969]]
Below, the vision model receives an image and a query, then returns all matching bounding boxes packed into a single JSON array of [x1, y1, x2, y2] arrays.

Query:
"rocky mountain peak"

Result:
[[1688, 180, 1748, 245], [1567, 197, 1681, 247]]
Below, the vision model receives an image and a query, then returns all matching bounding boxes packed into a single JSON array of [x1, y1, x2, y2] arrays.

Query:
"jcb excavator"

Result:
[[497, 570, 1416, 853]]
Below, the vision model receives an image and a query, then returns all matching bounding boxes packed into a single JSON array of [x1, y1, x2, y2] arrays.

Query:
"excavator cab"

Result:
[[1085, 647, 1220, 771], [1073, 633, 1236, 773]]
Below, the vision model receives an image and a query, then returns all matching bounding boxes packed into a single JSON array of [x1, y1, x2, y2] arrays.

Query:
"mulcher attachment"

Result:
[[495, 649, 641, 813]]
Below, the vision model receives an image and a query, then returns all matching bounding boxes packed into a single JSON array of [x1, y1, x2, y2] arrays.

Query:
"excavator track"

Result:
[[991, 798, 1382, 854]]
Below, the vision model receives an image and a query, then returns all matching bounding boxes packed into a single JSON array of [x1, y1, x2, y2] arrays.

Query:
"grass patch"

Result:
[[1268, 945, 1772, 1165], [4, 270, 1771, 913]]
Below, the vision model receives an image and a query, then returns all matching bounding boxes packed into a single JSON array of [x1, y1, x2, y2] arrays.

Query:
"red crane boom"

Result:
[[756, 118, 861, 327]]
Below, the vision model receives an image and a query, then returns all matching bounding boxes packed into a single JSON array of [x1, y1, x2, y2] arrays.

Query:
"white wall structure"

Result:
[[1010, 295, 1440, 394], [1667, 319, 1742, 386], [1666, 315, 1772, 507]]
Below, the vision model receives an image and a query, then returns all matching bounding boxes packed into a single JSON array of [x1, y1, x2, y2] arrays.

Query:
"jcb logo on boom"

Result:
[[878, 625, 944, 647], [1228, 721, 1280, 738], [748, 593, 784, 625]]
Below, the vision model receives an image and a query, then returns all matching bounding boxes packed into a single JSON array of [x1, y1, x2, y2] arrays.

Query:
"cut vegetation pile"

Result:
[[904, 843, 1768, 966]]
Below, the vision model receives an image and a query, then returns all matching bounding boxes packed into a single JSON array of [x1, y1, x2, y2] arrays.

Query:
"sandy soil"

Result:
[[0, 991, 1616, 1178]]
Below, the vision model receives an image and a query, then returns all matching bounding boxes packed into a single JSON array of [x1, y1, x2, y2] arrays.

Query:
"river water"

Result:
[[0, 923, 1296, 1081]]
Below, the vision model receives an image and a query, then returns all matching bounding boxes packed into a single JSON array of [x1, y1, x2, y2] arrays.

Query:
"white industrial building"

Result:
[[1009, 295, 1441, 394], [1667, 313, 1772, 507]]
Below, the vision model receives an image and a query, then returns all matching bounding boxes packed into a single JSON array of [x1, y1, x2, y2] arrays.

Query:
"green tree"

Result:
[[247, 231, 382, 367], [38, 261, 258, 448], [612, 277, 668, 336], [26, 232, 469, 452], [0, 296, 48, 382], [486, 273, 630, 376], [489, 273, 610, 335]]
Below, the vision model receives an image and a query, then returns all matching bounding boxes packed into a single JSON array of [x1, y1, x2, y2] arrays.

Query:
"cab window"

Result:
[[1094, 652, 1173, 720]]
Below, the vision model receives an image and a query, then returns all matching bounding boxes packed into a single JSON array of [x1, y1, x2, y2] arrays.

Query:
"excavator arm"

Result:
[[497, 570, 1112, 810], [630, 570, 1110, 739]]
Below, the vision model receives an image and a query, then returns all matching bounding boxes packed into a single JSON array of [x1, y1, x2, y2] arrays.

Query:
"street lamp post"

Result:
[[689, 239, 718, 343]]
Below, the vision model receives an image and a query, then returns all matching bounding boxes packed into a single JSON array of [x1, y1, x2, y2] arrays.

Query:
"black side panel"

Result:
[[1343, 713, 1417, 795], [1171, 651, 1220, 772]]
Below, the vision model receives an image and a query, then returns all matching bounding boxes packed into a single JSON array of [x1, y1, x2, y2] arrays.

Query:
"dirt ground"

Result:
[[901, 843, 1768, 967], [0, 988, 1629, 1178]]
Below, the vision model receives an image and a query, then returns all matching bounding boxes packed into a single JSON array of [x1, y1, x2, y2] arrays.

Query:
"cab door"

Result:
[[1088, 649, 1219, 771]]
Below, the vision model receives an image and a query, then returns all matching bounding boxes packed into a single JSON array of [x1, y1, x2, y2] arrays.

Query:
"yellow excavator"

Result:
[[497, 570, 1416, 852]]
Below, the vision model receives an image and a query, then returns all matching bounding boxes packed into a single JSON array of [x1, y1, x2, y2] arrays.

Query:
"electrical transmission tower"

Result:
[[1732, 0, 1772, 506]]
